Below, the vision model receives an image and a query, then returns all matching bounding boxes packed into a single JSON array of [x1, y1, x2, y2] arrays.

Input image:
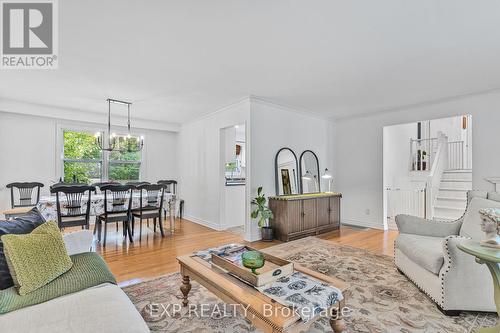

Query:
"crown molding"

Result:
[[334, 86, 500, 122], [183, 95, 333, 127], [249, 95, 330, 121], [0, 98, 181, 132], [182, 96, 252, 125]]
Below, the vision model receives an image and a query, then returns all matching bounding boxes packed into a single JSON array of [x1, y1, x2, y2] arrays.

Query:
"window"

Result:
[[62, 130, 103, 183], [61, 130, 143, 183], [108, 135, 142, 183]]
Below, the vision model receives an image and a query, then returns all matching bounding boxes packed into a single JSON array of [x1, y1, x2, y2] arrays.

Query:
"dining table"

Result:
[[36, 192, 177, 235]]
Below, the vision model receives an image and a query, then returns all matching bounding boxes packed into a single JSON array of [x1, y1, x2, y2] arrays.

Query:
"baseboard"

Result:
[[341, 223, 370, 231], [342, 218, 385, 230], [183, 214, 224, 231], [184, 215, 385, 235]]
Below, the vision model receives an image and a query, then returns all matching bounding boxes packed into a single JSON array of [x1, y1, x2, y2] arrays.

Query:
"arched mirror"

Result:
[[275, 148, 299, 195], [300, 150, 320, 193]]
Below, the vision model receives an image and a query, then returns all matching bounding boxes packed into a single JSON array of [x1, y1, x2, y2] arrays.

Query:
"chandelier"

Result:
[[94, 98, 144, 152]]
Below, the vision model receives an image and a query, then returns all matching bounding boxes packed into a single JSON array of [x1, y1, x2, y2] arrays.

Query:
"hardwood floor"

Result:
[[318, 226, 398, 256], [95, 218, 398, 286]]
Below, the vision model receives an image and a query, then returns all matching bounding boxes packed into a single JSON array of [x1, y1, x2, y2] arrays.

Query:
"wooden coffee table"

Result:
[[177, 254, 349, 333]]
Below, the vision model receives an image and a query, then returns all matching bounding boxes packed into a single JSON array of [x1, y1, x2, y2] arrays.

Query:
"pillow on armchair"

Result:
[[0, 208, 46, 290]]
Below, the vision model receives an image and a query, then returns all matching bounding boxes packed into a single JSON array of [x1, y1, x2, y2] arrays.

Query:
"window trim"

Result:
[[56, 123, 146, 183]]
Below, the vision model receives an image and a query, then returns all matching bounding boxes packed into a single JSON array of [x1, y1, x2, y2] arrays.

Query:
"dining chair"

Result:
[[126, 181, 152, 228], [131, 184, 166, 240], [157, 180, 177, 221], [50, 182, 85, 194], [157, 180, 177, 194], [96, 184, 134, 247], [126, 181, 151, 188], [3, 182, 44, 219], [6, 182, 44, 209], [92, 181, 120, 194], [50, 185, 95, 230], [92, 181, 122, 232]]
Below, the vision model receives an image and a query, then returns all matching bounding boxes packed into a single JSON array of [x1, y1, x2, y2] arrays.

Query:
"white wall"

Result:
[[141, 129, 179, 183], [178, 98, 251, 231], [336, 91, 500, 229], [224, 185, 245, 228], [429, 116, 464, 142], [0, 111, 178, 214], [0, 112, 57, 213], [383, 122, 418, 190], [250, 99, 335, 240], [177, 97, 334, 241], [223, 126, 237, 166], [222, 124, 246, 228]]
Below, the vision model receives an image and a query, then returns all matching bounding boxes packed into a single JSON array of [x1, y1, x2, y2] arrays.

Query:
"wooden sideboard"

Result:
[[269, 192, 342, 242]]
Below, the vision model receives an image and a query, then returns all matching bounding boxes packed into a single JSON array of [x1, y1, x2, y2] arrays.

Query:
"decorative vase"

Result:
[[261, 226, 274, 242], [242, 251, 265, 275]]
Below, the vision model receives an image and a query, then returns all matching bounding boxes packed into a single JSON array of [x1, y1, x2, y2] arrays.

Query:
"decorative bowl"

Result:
[[242, 251, 265, 275]]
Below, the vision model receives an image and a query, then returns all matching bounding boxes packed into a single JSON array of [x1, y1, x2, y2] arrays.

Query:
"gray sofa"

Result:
[[395, 191, 500, 315], [0, 230, 149, 333]]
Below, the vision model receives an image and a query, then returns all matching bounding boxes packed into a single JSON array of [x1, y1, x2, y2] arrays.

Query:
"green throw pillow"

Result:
[[1, 221, 73, 296]]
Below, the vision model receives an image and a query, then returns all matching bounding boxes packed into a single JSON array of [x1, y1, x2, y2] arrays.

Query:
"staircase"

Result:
[[433, 169, 472, 221]]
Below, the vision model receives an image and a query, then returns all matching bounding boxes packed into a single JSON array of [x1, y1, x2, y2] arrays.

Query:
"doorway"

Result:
[[383, 115, 472, 230], [220, 123, 246, 236]]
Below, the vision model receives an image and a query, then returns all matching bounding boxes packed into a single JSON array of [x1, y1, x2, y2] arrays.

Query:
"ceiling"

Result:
[[2, 0, 500, 124]]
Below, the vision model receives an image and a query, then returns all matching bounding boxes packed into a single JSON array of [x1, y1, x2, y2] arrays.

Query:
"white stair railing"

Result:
[[425, 134, 448, 219], [387, 188, 426, 219], [447, 141, 466, 170]]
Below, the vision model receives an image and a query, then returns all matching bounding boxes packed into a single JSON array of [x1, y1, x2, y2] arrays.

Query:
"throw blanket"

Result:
[[257, 271, 343, 322], [0, 252, 116, 314], [193, 243, 244, 262]]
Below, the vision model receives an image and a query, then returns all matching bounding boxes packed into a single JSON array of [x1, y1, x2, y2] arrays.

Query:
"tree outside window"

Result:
[[63, 131, 103, 183], [109, 136, 142, 183], [62, 130, 142, 183]]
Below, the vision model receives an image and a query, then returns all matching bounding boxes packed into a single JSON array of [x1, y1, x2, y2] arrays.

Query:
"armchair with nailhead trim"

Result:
[[394, 191, 500, 315]]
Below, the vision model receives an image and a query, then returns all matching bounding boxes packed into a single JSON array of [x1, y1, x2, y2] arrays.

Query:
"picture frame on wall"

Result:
[[281, 169, 292, 195]]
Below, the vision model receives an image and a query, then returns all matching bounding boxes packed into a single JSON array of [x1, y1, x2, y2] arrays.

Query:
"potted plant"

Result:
[[416, 150, 428, 171], [251, 186, 274, 241]]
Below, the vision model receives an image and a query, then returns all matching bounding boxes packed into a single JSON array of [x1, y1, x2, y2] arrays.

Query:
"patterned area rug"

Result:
[[122, 237, 498, 332]]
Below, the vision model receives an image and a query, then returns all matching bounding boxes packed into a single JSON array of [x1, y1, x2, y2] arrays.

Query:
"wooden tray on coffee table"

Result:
[[211, 246, 294, 287]]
